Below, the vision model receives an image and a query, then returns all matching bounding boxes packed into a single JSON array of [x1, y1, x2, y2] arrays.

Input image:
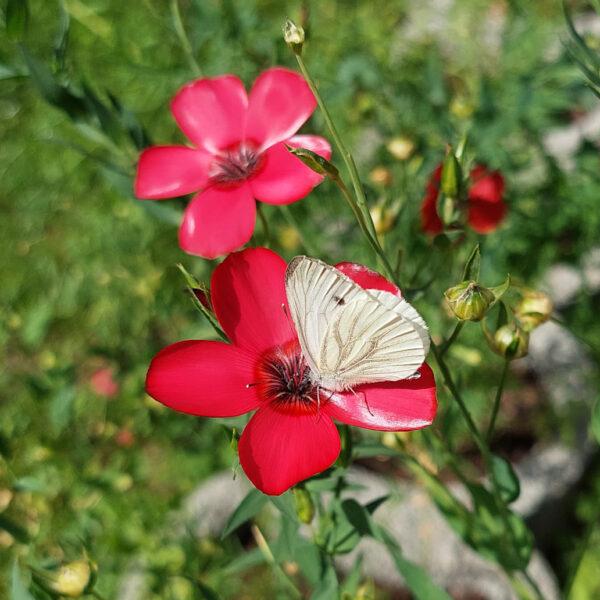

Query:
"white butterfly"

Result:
[[285, 256, 430, 393]]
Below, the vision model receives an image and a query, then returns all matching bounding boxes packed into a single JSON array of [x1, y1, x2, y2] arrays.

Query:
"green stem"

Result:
[[280, 205, 318, 255], [487, 359, 510, 441], [293, 53, 378, 243], [170, 0, 202, 76], [441, 321, 465, 355]]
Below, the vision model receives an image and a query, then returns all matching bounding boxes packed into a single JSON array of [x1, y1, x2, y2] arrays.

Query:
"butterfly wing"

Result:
[[285, 256, 427, 390]]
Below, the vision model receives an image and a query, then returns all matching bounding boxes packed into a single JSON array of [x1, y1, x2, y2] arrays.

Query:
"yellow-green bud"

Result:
[[440, 149, 461, 199], [283, 19, 305, 54], [516, 291, 553, 331], [386, 136, 415, 161], [370, 205, 396, 235], [47, 560, 92, 598], [293, 487, 315, 524], [492, 324, 529, 359], [287, 146, 339, 179], [444, 281, 495, 321], [369, 166, 392, 187]]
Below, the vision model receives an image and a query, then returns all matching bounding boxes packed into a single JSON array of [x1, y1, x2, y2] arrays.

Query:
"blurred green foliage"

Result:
[[1, 0, 600, 598]]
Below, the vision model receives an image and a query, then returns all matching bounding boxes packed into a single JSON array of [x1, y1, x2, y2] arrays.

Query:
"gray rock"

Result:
[[582, 247, 600, 293], [542, 263, 583, 308]]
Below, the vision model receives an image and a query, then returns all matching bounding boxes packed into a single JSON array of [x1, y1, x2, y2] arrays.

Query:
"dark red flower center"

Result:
[[210, 143, 263, 185], [254, 340, 321, 414]]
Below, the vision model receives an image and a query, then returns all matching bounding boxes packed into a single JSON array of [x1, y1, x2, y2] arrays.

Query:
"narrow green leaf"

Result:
[[11, 561, 35, 600], [490, 454, 520, 503], [221, 489, 267, 538], [54, 0, 70, 70], [5, 0, 29, 40], [270, 491, 298, 522], [489, 275, 510, 302], [49, 386, 76, 436], [221, 548, 265, 575], [375, 527, 452, 600], [461, 244, 481, 282], [563, 2, 600, 69], [309, 558, 338, 600], [591, 399, 600, 445]]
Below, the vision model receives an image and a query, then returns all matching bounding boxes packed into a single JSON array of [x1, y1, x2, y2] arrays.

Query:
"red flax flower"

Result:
[[146, 248, 437, 495], [135, 68, 331, 259], [421, 164, 506, 235]]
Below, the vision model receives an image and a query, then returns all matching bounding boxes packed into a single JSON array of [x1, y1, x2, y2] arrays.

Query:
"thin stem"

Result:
[[251, 525, 302, 599], [293, 54, 378, 242], [487, 359, 510, 441], [440, 321, 465, 355], [170, 0, 202, 76], [280, 205, 318, 255]]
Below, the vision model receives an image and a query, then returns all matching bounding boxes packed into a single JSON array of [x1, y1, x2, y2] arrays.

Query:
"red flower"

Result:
[[146, 248, 437, 495], [90, 367, 119, 398], [135, 68, 331, 259], [421, 164, 506, 235]]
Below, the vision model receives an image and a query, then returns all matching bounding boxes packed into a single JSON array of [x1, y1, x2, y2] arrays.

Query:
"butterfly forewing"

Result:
[[285, 256, 428, 391]]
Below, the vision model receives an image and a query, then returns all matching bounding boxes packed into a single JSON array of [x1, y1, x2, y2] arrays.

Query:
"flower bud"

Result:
[[440, 149, 462, 200], [370, 205, 395, 235], [287, 146, 339, 179], [293, 487, 315, 524], [386, 136, 415, 161], [444, 281, 495, 321], [492, 324, 529, 359], [369, 166, 392, 187], [515, 291, 553, 331], [283, 19, 305, 54], [47, 560, 92, 598]]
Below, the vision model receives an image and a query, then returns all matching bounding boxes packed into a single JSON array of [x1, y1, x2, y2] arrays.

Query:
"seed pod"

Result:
[[516, 291, 553, 331], [492, 324, 529, 359], [444, 281, 495, 321], [47, 560, 92, 598], [386, 136, 415, 161], [293, 487, 315, 524], [370, 205, 396, 235]]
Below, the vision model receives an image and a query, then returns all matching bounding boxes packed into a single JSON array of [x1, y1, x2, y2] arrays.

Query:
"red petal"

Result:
[[245, 68, 317, 151], [211, 248, 297, 353], [324, 364, 437, 431], [421, 164, 443, 235], [469, 166, 505, 204], [178, 185, 256, 259], [238, 405, 340, 495], [334, 262, 401, 296], [134, 146, 212, 199], [250, 135, 331, 205], [171, 75, 247, 153], [468, 200, 507, 234], [146, 340, 260, 417]]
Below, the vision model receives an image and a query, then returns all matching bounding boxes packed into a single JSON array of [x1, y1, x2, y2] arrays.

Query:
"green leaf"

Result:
[[5, 0, 29, 40], [490, 454, 520, 503], [196, 581, 222, 600], [375, 527, 452, 600], [221, 548, 265, 575], [54, 0, 70, 70], [270, 491, 298, 522], [221, 489, 267, 538], [49, 386, 76, 435], [352, 440, 399, 459], [462, 244, 481, 282], [489, 275, 511, 303], [11, 561, 35, 600], [309, 558, 338, 600], [591, 399, 600, 445]]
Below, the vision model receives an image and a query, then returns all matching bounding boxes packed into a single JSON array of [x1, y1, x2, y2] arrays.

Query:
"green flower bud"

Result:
[[516, 291, 553, 332], [444, 281, 495, 321], [47, 560, 92, 598], [492, 324, 529, 359], [440, 149, 462, 200], [283, 19, 305, 54], [286, 146, 339, 179], [293, 487, 315, 524]]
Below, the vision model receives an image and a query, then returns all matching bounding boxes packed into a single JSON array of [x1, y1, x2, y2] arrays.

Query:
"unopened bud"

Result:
[[492, 324, 529, 359], [516, 291, 553, 331], [440, 149, 462, 199], [369, 166, 392, 187], [230, 427, 240, 452], [370, 205, 396, 235], [444, 281, 495, 321], [283, 19, 305, 54], [47, 560, 92, 598], [287, 146, 339, 179], [386, 136, 415, 161], [293, 487, 315, 524]]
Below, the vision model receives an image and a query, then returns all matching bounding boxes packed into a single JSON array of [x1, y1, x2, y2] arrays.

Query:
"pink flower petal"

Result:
[[245, 67, 317, 151], [335, 262, 401, 296], [178, 184, 256, 259], [324, 364, 437, 431], [250, 135, 331, 205], [468, 200, 507, 234], [211, 248, 297, 353], [134, 146, 212, 199], [171, 75, 248, 153], [238, 405, 340, 495], [146, 340, 260, 417]]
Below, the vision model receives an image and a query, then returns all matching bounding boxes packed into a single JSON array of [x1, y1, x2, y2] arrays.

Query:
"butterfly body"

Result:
[[285, 256, 429, 394]]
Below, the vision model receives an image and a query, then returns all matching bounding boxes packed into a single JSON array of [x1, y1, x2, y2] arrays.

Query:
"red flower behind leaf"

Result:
[[421, 164, 506, 235], [135, 68, 331, 259], [146, 248, 437, 495]]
